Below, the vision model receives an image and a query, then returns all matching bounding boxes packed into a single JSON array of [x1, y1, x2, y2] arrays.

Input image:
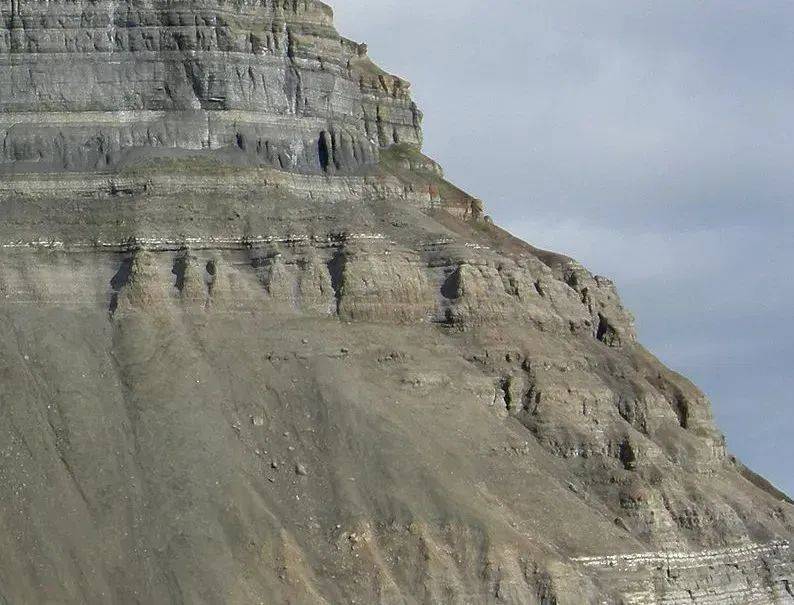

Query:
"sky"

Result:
[[332, 0, 794, 496]]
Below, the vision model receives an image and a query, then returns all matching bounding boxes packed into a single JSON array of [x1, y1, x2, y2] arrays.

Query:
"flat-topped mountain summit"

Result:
[[1, 0, 418, 173], [0, 2, 791, 604]]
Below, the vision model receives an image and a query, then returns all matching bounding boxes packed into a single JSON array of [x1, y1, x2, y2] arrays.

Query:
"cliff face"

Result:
[[0, 0, 420, 172], [0, 2, 792, 604]]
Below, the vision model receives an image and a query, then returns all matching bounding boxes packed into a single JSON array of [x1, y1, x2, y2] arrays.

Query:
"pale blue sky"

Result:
[[334, 0, 793, 496]]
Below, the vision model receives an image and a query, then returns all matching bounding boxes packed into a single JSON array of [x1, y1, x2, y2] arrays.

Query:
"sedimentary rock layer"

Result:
[[0, 0, 421, 172], [0, 1, 791, 603]]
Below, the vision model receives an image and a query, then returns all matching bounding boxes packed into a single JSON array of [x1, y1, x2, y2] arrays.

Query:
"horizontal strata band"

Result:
[[0, 233, 389, 252], [0, 110, 338, 126], [0, 168, 430, 202], [573, 540, 790, 570]]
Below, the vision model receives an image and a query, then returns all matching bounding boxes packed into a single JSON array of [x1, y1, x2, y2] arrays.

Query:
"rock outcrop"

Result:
[[0, 1, 791, 604], [0, 0, 420, 172]]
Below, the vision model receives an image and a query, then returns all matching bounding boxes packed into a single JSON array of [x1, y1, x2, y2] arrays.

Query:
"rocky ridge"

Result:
[[0, 1, 792, 603]]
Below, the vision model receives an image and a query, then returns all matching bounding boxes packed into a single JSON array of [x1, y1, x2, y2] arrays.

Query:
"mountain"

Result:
[[0, 1, 791, 602]]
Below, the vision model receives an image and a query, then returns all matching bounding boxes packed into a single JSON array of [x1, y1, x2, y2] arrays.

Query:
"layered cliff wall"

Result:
[[0, 1, 791, 603], [0, 0, 420, 172]]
